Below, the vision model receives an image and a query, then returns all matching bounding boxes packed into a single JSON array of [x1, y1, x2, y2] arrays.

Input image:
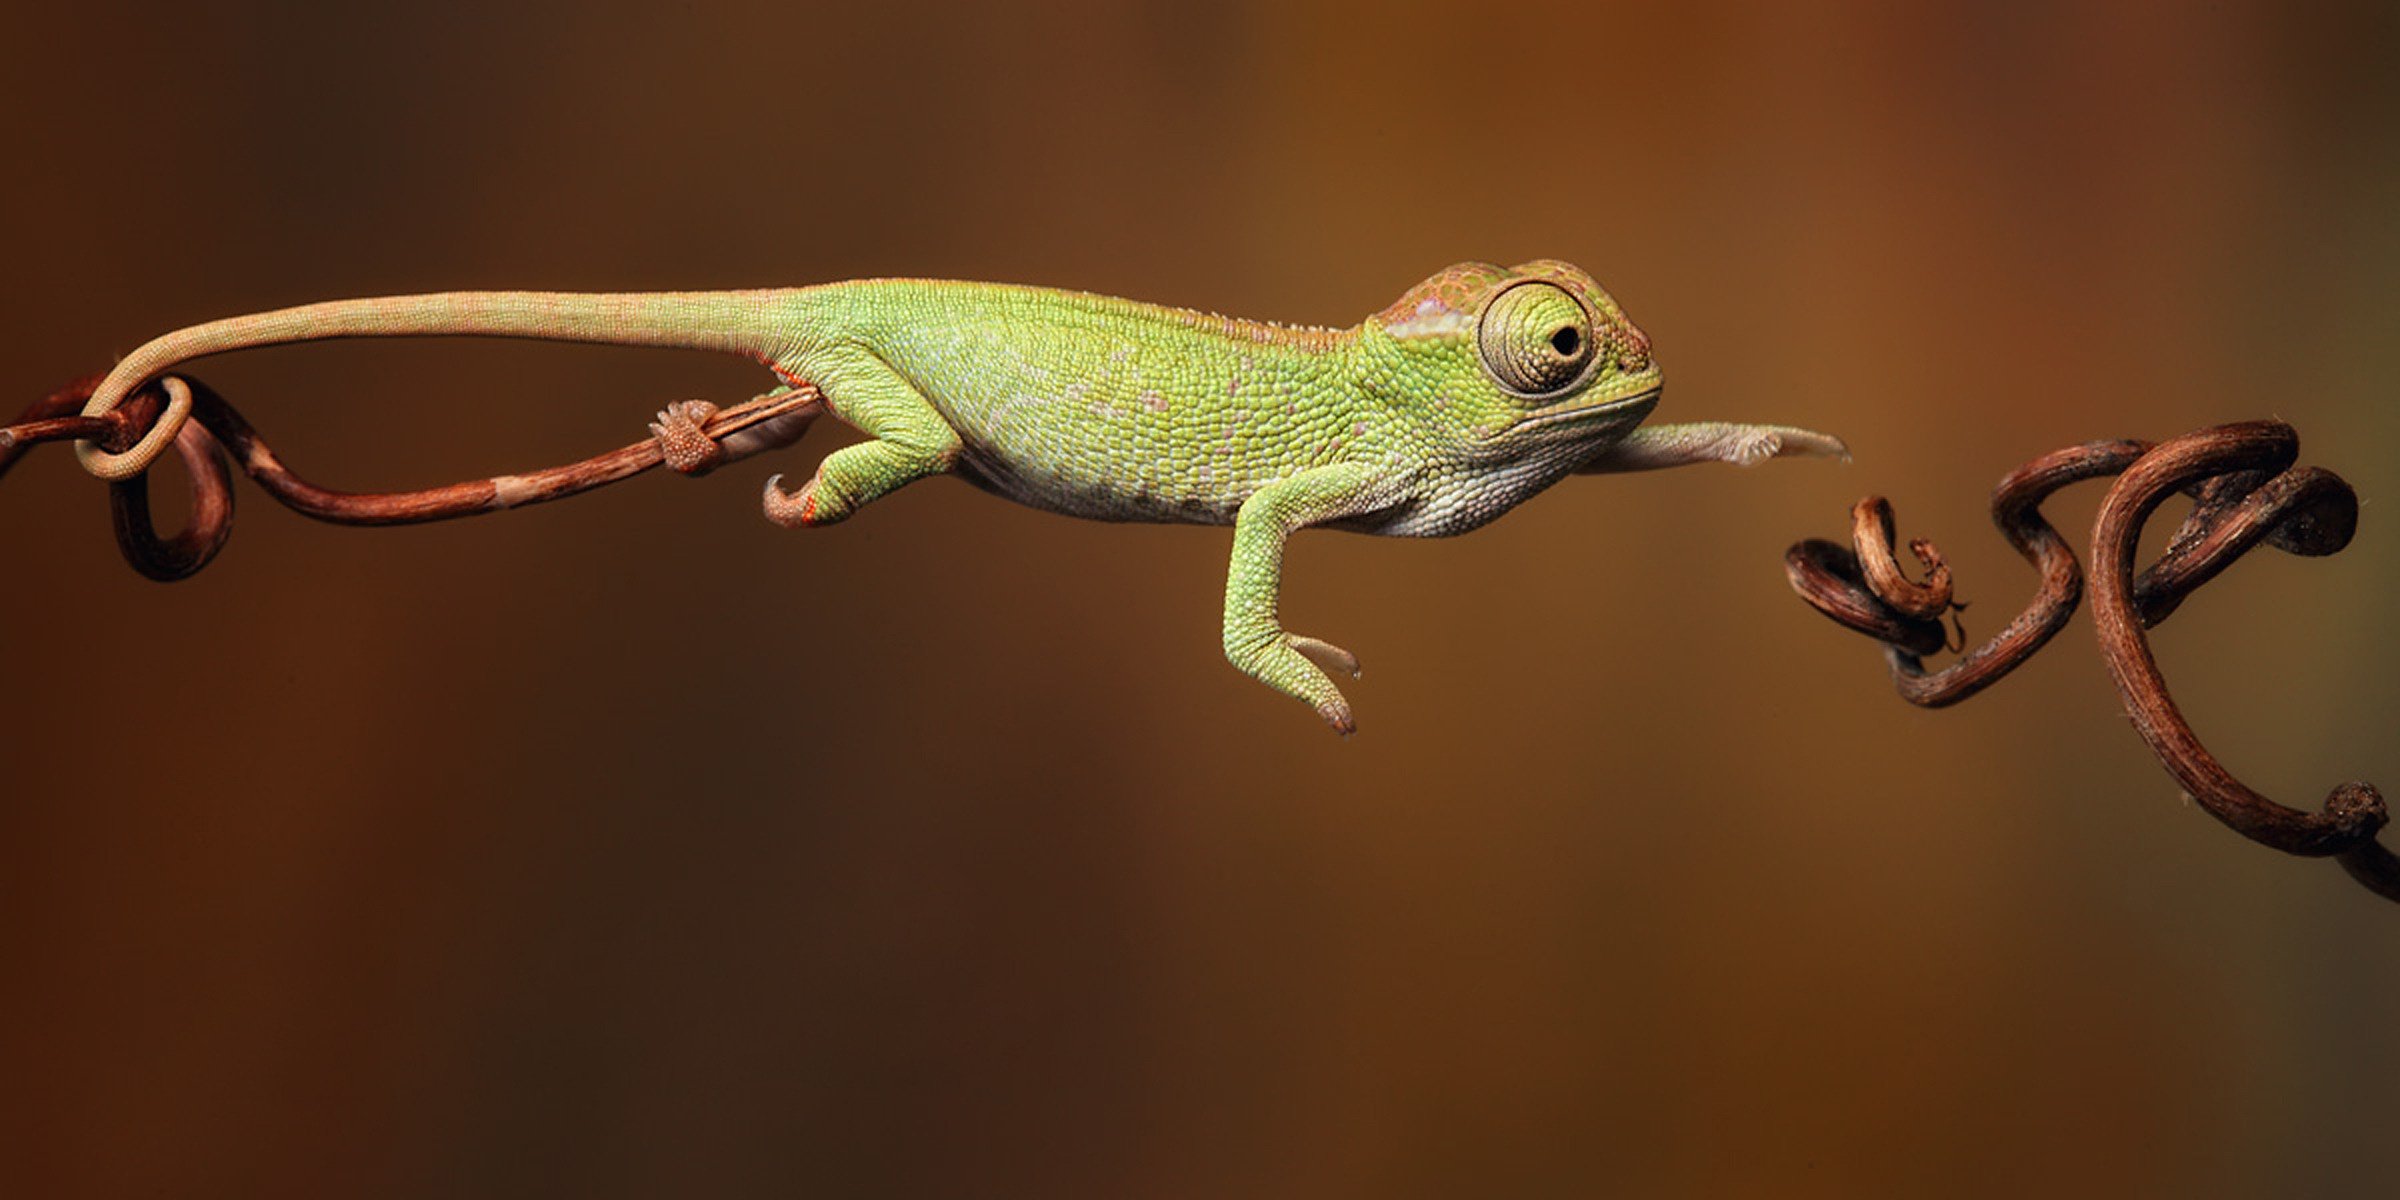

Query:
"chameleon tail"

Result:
[[74, 289, 803, 480]]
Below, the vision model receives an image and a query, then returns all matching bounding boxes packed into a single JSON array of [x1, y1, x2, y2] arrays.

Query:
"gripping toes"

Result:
[[650, 400, 723, 475], [1737, 425, 1850, 466], [1228, 629, 1361, 735], [1290, 635, 1362, 681], [1289, 635, 1361, 734], [761, 473, 811, 527]]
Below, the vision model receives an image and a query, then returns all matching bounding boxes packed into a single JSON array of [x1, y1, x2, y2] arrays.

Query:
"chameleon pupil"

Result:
[[1550, 327, 1581, 357]]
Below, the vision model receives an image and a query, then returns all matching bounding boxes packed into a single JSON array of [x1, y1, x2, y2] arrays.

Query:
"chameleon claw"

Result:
[[761, 473, 808, 528], [763, 471, 839, 528], [650, 400, 723, 475], [1290, 635, 1359, 733], [1291, 635, 1362, 680]]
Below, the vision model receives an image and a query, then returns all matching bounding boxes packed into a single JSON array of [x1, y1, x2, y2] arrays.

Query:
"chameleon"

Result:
[[71, 260, 1845, 732]]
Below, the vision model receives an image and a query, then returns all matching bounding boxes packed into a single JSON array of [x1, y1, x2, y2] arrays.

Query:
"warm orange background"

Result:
[[5, 3, 2396, 1196]]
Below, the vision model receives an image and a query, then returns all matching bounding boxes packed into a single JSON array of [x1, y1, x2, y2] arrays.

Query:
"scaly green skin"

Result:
[[74, 260, 1846, 732]]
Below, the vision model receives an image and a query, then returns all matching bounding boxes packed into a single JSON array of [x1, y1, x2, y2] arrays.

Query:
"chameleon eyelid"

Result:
[[1475, 279, 1604, 400]]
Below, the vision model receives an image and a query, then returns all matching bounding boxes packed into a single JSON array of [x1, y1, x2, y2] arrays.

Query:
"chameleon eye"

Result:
[[1477, 281, 1596, 397]]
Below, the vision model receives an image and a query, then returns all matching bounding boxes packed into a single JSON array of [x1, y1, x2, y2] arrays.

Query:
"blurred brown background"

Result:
[[5, 2, 2397, 1195]]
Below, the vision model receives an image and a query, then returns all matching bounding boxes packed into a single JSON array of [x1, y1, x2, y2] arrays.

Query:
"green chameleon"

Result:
[[74, 260, 1844, 732]]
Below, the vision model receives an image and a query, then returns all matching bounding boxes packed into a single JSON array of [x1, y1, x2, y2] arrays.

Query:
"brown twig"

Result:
[[3, 373, 822, 580], [1849, 496, 1953, 620], [108, 391, 236, 582], [1786, 421, 2392, 905], [0, 375, 133, 469]]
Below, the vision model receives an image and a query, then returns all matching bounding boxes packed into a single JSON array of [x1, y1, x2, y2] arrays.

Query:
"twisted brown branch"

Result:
[[2, 373, 822, 581], [1786, 421, 2393, 904]]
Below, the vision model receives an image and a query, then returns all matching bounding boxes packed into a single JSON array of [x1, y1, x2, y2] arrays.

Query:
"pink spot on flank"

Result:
[[1352, 422, 1367, 437], [1140, 390, 1168, 412]]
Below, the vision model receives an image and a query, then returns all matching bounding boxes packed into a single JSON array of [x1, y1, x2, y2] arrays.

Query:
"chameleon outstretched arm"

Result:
[[70, 261, 1845, 731], [1577, 421, 1851, 472]]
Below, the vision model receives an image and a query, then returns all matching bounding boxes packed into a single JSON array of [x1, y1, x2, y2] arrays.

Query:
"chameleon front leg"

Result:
[[1576, 422, 1849, 473], [761, 349, 962, 527], [1223, 462, 1396, 734]]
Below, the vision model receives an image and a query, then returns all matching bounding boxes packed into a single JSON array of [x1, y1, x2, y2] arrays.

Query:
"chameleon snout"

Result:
[[1609, 324, 1654, 374]]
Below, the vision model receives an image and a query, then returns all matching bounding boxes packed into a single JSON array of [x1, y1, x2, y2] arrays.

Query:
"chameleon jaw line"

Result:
[[1519, 382, 1663, 432]]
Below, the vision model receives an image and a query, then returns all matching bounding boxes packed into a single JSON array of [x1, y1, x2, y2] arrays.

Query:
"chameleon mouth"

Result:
[[1522, 382, 1662, 431]]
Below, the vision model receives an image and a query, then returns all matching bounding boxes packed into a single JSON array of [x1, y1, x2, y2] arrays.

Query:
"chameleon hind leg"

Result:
[[762, 349, 962, 528], [1223, 462, 1396, 734]]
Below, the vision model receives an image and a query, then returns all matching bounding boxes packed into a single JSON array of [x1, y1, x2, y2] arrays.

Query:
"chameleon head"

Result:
[[1362, 259, 1664, 460]]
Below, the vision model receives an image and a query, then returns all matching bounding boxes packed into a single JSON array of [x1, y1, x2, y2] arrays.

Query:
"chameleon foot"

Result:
[[1226, 629, 1361, 735], [760, 473, 820, 528], [1295, 635, 1360, 735], [1728, 425, 1850, 466], [649, 400, 722, 475], [760, 470, 867, 528]]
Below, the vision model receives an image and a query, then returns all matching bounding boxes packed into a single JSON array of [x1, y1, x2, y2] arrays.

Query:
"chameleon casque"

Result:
[[73, 260, 1845, 732]]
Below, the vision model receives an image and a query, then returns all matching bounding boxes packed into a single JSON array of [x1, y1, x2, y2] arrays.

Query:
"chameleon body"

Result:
[[74, 261, 1845, 731]]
